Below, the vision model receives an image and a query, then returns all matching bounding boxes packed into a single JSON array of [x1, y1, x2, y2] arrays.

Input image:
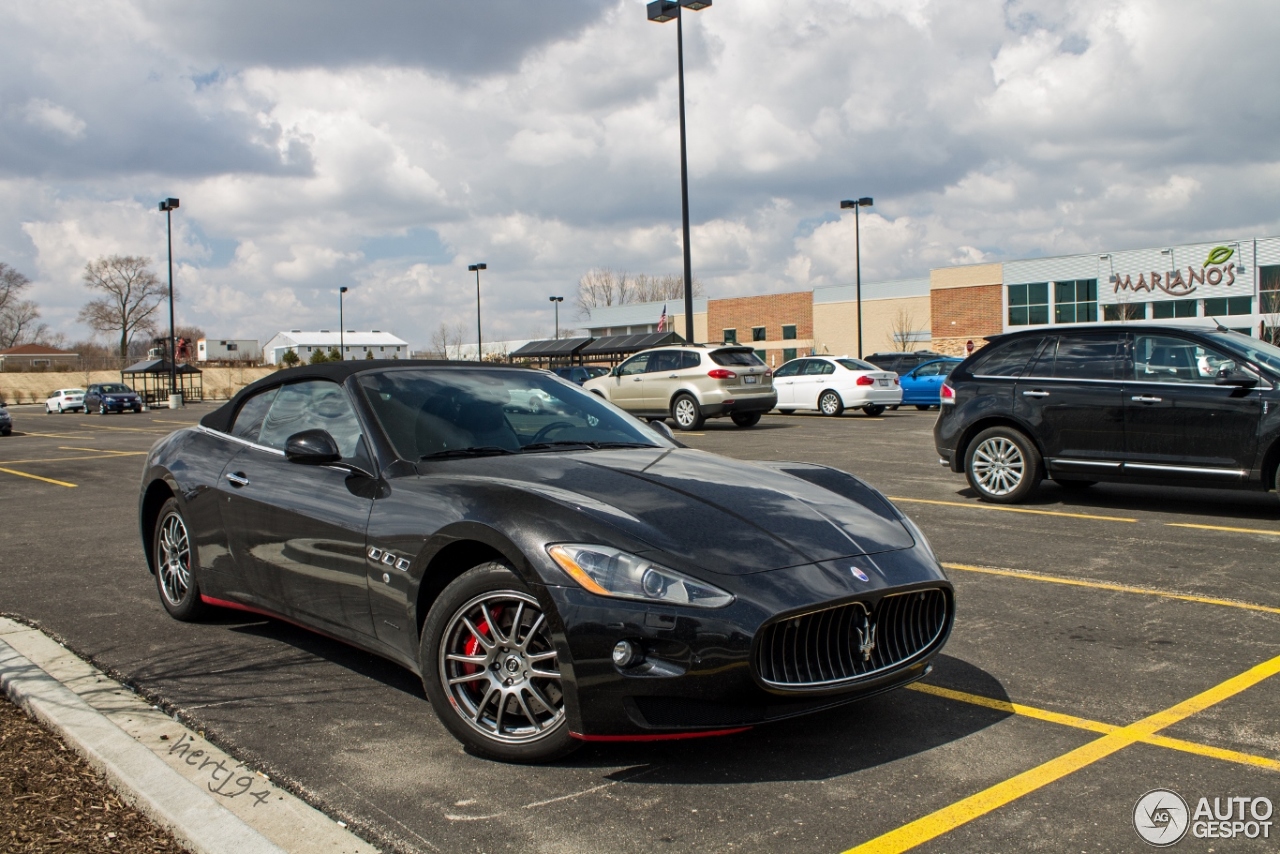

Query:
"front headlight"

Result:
[[547, 544, 733, 608]]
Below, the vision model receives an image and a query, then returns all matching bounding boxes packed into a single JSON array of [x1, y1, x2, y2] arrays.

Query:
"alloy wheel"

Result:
[[439, 590, 565, 745], [674, 397, 698, 428], [971, 436, 1024, 496], [156, 512, 192, 606]]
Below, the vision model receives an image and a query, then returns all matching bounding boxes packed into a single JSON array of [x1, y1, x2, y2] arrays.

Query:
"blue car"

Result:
[[898, 358, 962, 409]]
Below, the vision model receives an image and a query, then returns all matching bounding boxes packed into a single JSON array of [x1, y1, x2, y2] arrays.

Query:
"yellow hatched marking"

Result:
[[845, 654, 1280, 853], [943, 562, 1280, 616], [0, 452, 147, 465], [0, 467, 77, 487], [889, 496, 1135, 523], [1167, 522, 1280, 537]]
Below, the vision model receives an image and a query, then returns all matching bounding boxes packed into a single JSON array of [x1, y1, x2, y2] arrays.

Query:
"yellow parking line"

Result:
[[889, 496, 1136, 523], [76, 423, 172, 434], [943, 562, 1280, 616], [0, 467, 77, 487], [11, 431, 87, 439], [1167, 522, 1280, 537], [0, 452, 148, 465], [148, 418, 196, 425], [846, 653, 1280, 854], [908, 683, 1280, 773], [59, 446, 137, 454]]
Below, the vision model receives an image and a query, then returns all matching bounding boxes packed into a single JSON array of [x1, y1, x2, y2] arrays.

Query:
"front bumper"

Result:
[[545, 547, 953, 736], [102, 398, 142, 411]]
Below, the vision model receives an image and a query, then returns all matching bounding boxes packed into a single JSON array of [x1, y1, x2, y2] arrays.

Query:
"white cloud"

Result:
[[19, 98, 87, 139]]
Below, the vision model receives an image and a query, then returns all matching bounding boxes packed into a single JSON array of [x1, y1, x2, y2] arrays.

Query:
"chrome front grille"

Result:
[[754, 588, 951, 688]]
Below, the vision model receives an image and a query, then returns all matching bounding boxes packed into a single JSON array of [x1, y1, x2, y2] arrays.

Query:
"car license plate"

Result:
[[745, 376, 758, 384], [877, 379, 889, 387]]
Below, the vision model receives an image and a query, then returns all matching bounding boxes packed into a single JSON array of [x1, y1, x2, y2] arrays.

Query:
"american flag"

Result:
[[657, 305, 667, 332]]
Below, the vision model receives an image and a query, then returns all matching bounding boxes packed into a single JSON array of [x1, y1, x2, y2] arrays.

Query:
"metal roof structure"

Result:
[[578, 332, 686, 357], [508, 337, 592, 359]]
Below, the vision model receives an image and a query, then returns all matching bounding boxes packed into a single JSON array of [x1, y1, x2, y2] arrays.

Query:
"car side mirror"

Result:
[[1215, 369, 1258, 389], [285, 429, 342, 464], [648, 420, 676, 441]]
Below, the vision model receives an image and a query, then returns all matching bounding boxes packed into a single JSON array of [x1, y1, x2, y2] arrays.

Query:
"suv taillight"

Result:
[[940, 382, 955, 405], [708, 369, 737, 379], [855, 375, 874, 386]]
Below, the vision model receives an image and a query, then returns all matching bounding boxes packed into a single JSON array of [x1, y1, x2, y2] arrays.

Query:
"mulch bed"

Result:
[[0, 695, 187, 853]]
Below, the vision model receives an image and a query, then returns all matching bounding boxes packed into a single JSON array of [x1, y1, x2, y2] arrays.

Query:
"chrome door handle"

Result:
[[668, 374, 679, 378], [1022, 390, 1050, 398], [632, 377, 642, 382], [1131, 395, 1162, 403], [225, 472, 249, 487]]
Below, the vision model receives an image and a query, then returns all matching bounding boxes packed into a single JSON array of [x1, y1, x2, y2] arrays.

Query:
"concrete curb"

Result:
[[0, 638, 285, 854]]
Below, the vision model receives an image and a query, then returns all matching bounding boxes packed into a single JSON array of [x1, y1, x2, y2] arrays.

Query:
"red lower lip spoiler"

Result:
[[570, 727, 751, 742]]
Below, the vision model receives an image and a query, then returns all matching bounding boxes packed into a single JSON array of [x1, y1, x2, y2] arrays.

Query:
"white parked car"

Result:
[[45, 388, 87, 414], [772, 356, 901, 417]]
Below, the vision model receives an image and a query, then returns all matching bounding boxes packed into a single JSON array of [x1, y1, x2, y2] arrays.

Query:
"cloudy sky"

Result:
[[2, 0, 1277, 348]]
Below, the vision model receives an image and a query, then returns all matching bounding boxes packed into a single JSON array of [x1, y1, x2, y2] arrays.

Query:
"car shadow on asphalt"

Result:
[[563, 655, 1011, 784], [953, 483, 1280, 521]]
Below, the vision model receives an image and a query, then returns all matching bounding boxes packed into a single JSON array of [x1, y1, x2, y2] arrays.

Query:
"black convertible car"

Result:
[[139, 361, 953, 761]]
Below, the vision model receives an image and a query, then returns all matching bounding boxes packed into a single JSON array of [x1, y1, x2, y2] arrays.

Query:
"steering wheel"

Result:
[[530, 421, 576, 444]]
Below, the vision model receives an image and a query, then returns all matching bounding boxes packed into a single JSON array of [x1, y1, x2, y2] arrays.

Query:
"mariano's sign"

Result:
[[1113, 246, 1238, 297]]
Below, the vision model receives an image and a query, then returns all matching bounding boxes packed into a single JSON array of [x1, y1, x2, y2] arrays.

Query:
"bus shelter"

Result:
[[121, 359, 204, 406]]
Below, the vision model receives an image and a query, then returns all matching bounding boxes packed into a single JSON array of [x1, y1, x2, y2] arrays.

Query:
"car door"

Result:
[[643, 350, 683, 412], [606, 353, 651, 411], [1013, 332, 1126, 478], [1123, 332, 1262, 479], [84, 385, 100, 410], [796, 359, 833, 408], [772, 360, 804, 406], [220, 380, 377, 636]]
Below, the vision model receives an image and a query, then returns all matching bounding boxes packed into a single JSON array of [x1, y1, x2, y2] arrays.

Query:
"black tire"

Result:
[[888, 405, 900, 411], [671, 393, 705, 431], [1, 429, 10, 437], [45, 406, 52, 415], [915, 404, 933, 411], [863, 404, 885, 417], [731, 411, 761, 428], [965, 426, 1042, 504], [420, 562, 578, 763], [818, 390, 843, 417], [777, 409, 794, 415], [99, 403, 107, 415], [152, 498, 208, 621], [1055, 479, 1097, 490]]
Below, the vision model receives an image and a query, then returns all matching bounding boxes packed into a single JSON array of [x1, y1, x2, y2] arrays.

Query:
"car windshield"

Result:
[[1208, 331, 1280, 376], [358, 368, 667, 460], [836, 358, 878, 371], [100, 384, 131, 393]]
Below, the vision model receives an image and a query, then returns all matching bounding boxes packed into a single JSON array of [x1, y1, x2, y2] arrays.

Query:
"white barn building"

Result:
[[264, 330, 409, 364]]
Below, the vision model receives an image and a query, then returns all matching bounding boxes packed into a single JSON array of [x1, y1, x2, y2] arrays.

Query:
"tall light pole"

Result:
[[469, 263, 487, 361], [840, 197, 873, 358], [549, 296, 563, 340], [339, 286, 349, 360], [648, 0, 710, 344], [157, 198, 180, 406]]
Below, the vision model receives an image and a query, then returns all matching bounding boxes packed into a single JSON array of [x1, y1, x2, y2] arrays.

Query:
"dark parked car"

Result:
[[140, 361, 953, 761], [85, 383, 142, 414], [865, 350, 949, 376], [935, 324, 1280, 503], [0, 400, 11, 436], [552, 366, 609, 385]]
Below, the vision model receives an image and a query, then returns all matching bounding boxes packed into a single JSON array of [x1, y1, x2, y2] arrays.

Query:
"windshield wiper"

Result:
[[520, 440, 656, 452], [420, 446, 517, 460]]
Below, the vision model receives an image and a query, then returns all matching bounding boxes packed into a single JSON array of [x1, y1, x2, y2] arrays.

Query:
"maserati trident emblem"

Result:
[[857, 619, 877, 662], [848, 565, 870, 582]]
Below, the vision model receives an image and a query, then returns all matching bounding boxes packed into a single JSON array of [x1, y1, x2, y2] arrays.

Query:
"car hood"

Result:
[[424, 448, 915, 575]]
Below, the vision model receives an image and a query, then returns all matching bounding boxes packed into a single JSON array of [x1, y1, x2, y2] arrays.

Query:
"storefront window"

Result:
[[1104, 303, 1147, 321], [1202, 296, 1252, 317], [752, 326, 767, 341], [782, 348, 797, 363], [1151, 299, 1198, 319], [1008, 283, 1049, 326], [723, 328, 737, 343], [754, 349, 766, 363], [782, 325, 797, 340], [1054, 279, 1098, 324]]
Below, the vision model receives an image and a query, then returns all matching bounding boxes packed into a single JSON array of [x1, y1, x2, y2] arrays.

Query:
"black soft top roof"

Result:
[[199, 359, 536, 433]]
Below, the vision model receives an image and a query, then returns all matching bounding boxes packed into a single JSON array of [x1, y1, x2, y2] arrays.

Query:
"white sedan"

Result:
[[773, 356, 901, 417], [45, 388, 87, 413]]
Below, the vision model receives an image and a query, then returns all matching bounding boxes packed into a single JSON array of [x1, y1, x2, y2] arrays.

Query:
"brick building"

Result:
[[707, 292, 813, 368]]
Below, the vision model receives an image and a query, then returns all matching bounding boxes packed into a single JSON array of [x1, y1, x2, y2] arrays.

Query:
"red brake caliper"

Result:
[[461, 608, 502, 683]]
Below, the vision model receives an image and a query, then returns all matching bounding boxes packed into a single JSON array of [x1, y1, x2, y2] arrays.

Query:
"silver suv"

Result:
[[583, 345, 776, 430]]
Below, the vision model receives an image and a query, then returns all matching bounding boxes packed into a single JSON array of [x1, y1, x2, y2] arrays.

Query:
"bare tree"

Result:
[[0, 262, 43, 348], [429, 321, 467, 359], [77, 256, 167, 362], [889, 306, 924, 352], [575, 268, 704, 319]]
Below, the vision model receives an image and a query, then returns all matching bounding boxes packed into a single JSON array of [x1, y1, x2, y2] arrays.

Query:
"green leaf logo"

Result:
[[1204, 246, 1234, 267]]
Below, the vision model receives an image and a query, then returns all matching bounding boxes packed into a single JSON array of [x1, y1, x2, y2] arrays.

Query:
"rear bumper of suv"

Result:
[[700, 394, 777, 418]]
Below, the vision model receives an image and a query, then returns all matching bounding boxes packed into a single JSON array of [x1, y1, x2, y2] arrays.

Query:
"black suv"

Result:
[[866, 350, 948, 375], [934, 325, 1280, 503]]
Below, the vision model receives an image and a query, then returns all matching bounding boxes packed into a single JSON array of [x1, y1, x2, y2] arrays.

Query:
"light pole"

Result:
[[157, 197, 180, 406], [469, 263, 487, 361], [648, 0, 710, 344], [549, 296, 563, 339], [339, 286, 349, 360], [840, 197, 873, 357]]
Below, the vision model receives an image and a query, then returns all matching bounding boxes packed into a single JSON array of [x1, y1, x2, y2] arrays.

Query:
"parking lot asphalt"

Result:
[[1, 401, 1277, 853]]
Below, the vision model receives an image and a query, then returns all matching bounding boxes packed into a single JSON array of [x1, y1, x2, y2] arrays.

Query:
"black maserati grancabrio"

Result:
[[139, 361, 954, 762]]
